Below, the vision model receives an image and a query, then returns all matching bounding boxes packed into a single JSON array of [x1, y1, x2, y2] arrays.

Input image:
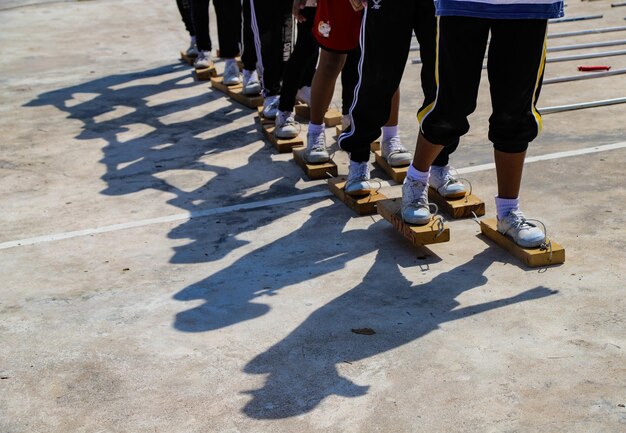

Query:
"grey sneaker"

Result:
[[304, 130, 330, 163], [223, 60, 241, 86], [381, 136, 412, 167], [497, 210, 546, 248], [262, 95, 280, 119], [185, 39, 198, 58], [401, 177, 433, 225], [429, 165, 466, 199], [275, 111, 299, 139], [242, 69, 261, 95], [194, 50, 213, 69], [345, 160, 371, 196]]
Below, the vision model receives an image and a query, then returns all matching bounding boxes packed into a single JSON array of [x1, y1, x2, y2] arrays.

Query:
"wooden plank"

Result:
[[373, 150, 409, 183], [377, 198, 450, 247], [194, 66, 217, 80], [328, 177, 386, 215], [180, 51, 195, 66], [428, 187, 486, 219], [294, 104, 342, 127], [293, 147, 337, 180], [211, 77, 263, 108], [480, 218, 565, 267], [324, 109, 342, 127], [256, 107, 304, 153], [294, 103, 311, 119]]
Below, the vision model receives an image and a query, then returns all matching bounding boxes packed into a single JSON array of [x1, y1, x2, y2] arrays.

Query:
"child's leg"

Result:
[[177, 0, 195, 38], [241, 0, 257, 72], [339, 0, 414, 165], [403, 16, 489, 224], [487, 19, 548, 202], [213, 0, 242, 59], [310, 49, 346, 124], [278, 7, 318, 113], [190, 0, 212, 53], [381, 88, 413, 167]]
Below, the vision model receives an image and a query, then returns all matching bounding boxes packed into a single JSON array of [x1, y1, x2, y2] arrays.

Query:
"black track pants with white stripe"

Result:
[[338, 0, 457, 165]]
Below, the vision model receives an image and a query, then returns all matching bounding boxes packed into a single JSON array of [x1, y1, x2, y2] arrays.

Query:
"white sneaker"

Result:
[[223, 59, 241, 86], [242, 69, 261, 96], [305, 129, 330, 163], [185, 39, 198, 58], [429, 165, 466, 199], [497, 210, 546, 248], [296, 86, 311, 106], [345, 160, 371, 196], [262, 95, 280, 119], [401, 177, 433, 225], [194, 50, 213, 69], [381, 136, 412, 167], [275, 111, 299, 139]]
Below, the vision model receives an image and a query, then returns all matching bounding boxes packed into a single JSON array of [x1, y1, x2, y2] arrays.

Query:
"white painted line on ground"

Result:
[[1, 141, 625, 250], [457, 141, 626, 174], [0, 191, 333, 250]]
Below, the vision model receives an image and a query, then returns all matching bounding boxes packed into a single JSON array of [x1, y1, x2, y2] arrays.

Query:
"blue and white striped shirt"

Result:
[[435, 0, 565, 19]]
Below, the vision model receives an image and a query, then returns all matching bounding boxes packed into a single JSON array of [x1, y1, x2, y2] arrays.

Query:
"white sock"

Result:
[[225, 58, 236, 68], [406, 164, 430, 185], [191, 36, 196, 45], [495, 196, 519, 219], [382, 125, 398, 141], [308, 123, 324, 135]]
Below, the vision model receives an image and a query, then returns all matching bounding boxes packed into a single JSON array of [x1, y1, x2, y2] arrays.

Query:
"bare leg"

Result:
[[494, 149, 525, 199], [411, 133, 445, 172], [385, 88, 400, 127], [310, 49, 346, 124]]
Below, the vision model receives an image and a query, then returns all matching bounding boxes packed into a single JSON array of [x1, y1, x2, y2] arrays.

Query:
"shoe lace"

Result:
[[386, 136, 407, 154], [308, 132, 326, 151], [404, 178, 429, 205]]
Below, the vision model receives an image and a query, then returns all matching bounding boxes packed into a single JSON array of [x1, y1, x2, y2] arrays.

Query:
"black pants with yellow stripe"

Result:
[[420, 17, 548, 154], [338, 0, 458, 164]]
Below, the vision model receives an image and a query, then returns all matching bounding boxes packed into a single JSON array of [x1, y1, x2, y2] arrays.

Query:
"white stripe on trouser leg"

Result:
[[339, 6, 367, 148], [249, 0, 265, 94]]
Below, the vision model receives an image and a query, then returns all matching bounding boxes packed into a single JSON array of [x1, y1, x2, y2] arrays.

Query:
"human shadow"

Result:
[[241, 247, 557, 419], [24, 62, 314, 264], [171, 203, 430, 332]]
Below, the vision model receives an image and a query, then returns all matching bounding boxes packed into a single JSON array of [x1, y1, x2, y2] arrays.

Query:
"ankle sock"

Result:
[[382, 125, 398, 141], [495, 196, 519, 219], [407, 164, 430, 185], [308, 123, 324, 135]]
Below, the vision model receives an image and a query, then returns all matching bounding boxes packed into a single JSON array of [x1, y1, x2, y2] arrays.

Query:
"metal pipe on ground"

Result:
[[549, 14, 603, 23], [548, 26, 626, 38], [543, 68, 626, 84], [547, 49, 626, 63], [411, 49, 626, 65], [611, 2, 626, 7], [540, 97, 626, 114], [547, 39, 626, 52]]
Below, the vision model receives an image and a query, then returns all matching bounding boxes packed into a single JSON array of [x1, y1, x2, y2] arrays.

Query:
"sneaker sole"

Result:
[[441, 190, 467, 199], [345, 188, 371, 197]]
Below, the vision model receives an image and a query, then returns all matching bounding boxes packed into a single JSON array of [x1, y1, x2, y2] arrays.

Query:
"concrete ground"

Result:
[[1, 1, 625, 432]]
